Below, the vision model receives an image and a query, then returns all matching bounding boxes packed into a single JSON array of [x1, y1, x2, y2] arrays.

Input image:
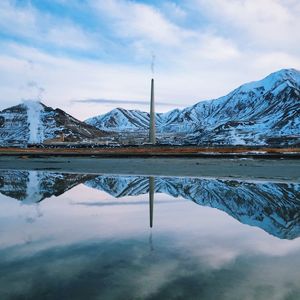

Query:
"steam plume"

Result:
[[151, 52, 155, 75]]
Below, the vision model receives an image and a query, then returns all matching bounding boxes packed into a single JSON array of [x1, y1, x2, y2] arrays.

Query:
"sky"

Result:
[[0, 0, 299, 120]]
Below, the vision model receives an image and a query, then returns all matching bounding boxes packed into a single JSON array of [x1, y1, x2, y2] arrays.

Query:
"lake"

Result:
[[0, 169, 300, 299]]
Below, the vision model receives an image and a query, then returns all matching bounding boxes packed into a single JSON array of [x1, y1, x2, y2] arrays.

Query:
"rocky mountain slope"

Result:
[[86, 108, 151, 132], [86, 68, 300, 146], [0, 101, 106, 146]]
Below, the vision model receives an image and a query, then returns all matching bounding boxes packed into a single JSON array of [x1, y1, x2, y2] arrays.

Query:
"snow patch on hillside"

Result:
[[24, 100, 44, 143]]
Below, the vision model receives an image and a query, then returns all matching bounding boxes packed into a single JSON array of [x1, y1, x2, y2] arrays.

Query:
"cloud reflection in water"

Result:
[[0, 170, 300, 299]]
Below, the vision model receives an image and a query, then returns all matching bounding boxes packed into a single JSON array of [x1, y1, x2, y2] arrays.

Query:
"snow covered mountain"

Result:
[[86, 68, 300, 146], [85, 175, 300, 239], [85, 108, 152, 132], [0, 101, 106, 146], [1, 68, 298, 146]]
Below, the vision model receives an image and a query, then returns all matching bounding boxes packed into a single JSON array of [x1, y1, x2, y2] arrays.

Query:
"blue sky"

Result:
[[0, 0, 299, 120]]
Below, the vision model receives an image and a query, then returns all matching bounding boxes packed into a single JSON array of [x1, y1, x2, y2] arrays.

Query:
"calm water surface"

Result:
[[0, 170, 300, 300]]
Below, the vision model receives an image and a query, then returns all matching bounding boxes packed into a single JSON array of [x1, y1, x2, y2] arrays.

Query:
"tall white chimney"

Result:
[[149, 78, 156, 144], [149, 176, 154, 228]]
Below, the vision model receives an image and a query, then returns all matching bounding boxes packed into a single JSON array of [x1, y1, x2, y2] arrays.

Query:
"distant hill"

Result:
[[0, 101, 106, 146]]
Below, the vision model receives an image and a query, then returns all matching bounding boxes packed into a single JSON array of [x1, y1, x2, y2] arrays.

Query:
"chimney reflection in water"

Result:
[[149, 176, 155, 228]]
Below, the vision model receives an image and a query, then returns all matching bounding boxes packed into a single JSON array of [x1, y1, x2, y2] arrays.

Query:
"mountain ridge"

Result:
[[86, 68, 300, 146]]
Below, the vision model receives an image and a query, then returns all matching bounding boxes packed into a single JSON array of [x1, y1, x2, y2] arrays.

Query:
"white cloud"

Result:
[[0, 1, 97, 50], [0, 43, 150, 119], [92, 0, 194, 46], [193, 0, 300, 52], [161, 1, 187, 21], [184, 34, 241, 62]]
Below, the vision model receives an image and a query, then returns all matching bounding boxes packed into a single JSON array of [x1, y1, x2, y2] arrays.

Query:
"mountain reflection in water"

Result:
[[0, 170, 299, 239]]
